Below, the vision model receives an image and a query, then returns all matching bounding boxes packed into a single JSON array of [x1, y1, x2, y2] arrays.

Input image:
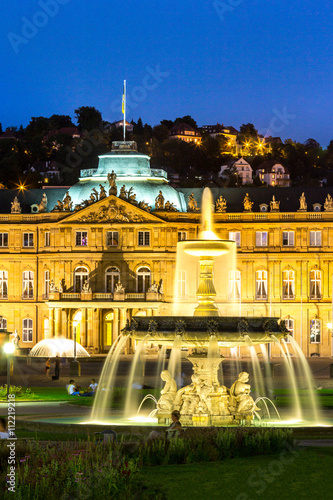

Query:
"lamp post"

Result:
[[3, 342, 15, 400]]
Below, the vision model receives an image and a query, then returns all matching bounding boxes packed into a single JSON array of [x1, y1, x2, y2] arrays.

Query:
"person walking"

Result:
[[52, 355, 60, 380]]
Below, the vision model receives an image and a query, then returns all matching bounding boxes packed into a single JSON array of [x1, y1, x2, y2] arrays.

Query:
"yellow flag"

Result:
[[122, 83, 125, 114]]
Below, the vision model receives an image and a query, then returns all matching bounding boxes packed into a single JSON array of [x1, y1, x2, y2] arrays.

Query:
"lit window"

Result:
[[229, 270, 241, 300], [310, 270, 321, 299], [22, 271, 34, 299], [22, 318, 33, 342], [44, 270, 50, 298], [310, 319, 321, 343], [23, 233, 34, 247], [138, 231, 150, 246], [256, 231, 267, 247], [106, 231, 119, 246], [282, 270, 295, 299], [255, 270, 267, 299], [283, 231, 294, 246], [0, 233, 8, 247], [284, 318, 294, 342], [74, 266, 89, 292], [310, 231, 321, 246], [178, 232, 187, 241], [229, 231, 241, 247], [45, 232, 50, 247], [76, 231, 88, 246], [0, 271, 8, 299], [136, 267, 151, 292], [0, 317, 7, 330], [105, 267, 120, 292]]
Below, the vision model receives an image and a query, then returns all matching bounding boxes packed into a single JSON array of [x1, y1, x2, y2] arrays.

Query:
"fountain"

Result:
[[91, 188, 297, 427], [29, 337, 90, 358]]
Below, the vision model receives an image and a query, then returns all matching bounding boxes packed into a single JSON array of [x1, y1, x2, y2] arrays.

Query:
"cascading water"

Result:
[[124, 338, 148, 417]]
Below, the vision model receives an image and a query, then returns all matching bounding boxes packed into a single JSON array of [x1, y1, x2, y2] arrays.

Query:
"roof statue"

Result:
[[114, 281, 125, 293], [99, 184, 107, 199], [243, 193, 253, 212], [63, 191, 72, 211], [215, 195, 227, 213], [11, 196, 21, 214], [324, 194, 333, 212], [270, 195, 280, 212], [155, 190, 165, 210], [299, 192, 307, 211], [37, 193, 48, 213], [119, 185, 126, 200], [187, 193, 199, 212], [108, 170, 117, 196], [165, 200, 177, 212]]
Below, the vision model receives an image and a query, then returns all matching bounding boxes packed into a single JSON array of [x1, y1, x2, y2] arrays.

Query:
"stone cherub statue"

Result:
[[49, 280, 58, 292], [82, 280, 91, 293], [243, 193, 253, 212], [155, 190, 165, 210], [299, 192, 307, 211], [270, 195, 280, 211], [215, 195, 227, 213], [187, 193, 199, 212], [114, 281, 125, 293], [119, 185, 127, 199], [108, 170, 117, 196], [324, 194, 333, 211], [157, 370, 177, 411], [148, 281, 159, 293], [229, 372, 259, 414], [58, 280, 63, 293], [52, 199, 64, 211], [158, 279, 164, 294], [165, 200, 177, 211], [11, 196, 21, 214]]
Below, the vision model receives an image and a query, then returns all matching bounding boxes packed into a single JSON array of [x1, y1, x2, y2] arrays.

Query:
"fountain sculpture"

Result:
[[119, 188, 289, 426]]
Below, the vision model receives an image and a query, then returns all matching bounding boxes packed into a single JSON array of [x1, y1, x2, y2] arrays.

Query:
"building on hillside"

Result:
[[255, 161, 291, 187], [0, 128, 21, 141], [201, 124, 239, 154], [112, 120, 134, 133], [28, 160, 62, 182], [0, 143, 333, 358], [169, 123, 202, 144], [43, 127, 82, 142], [220, 158, 253, 185]]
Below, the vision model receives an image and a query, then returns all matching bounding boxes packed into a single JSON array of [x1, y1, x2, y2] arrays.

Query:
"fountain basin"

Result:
[[128, 316, 288, 348], [180, 239, 235, 257]]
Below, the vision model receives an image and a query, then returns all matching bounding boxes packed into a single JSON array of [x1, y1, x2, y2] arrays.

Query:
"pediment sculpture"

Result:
[[324, 194, 333, 212], [77, 199, 146, 223]]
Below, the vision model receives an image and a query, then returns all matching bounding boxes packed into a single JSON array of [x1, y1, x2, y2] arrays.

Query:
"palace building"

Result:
[[1, 141, 333, 358]]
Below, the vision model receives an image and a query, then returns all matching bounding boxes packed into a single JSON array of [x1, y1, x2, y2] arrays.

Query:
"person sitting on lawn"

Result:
[[66, 380, 80, 396], [0, 418, 9, 439], [80, 379, 98, 397]]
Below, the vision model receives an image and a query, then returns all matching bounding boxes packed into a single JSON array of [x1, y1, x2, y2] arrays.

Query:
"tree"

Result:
[[152, 124, 170, 142], [49, 114, 74, 130], [174, 115, 198, 129], [0, 123, 2, 134], [160, 119, 174, 129], [133, 118, 144, 135], [75, 106, 102, 131], [239, 123, 258, 137]]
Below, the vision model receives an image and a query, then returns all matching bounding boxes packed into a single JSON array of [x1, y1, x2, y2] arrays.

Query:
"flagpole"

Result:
[[123, 80, 126, 142]]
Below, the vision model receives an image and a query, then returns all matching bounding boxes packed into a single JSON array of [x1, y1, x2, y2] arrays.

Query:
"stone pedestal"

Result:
[[81, 292, 93, 301], [146, 292, 159, 301], [114, 292, 125, 301], [49, 292, 60, 301]]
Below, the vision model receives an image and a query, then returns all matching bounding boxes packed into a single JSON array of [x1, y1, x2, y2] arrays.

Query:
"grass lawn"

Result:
[[138, 447, 333, 500]]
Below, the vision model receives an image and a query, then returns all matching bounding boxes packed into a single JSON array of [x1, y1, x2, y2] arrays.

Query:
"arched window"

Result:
[[22, 318, 33, 342], [0, 317, 7, 330], [44, 270, 50, 298], [137, 267, 151, 293], [284, 317, 294, 343], [105, 267, 120, 293], [229, 270, 241, 300], [310, 270, 321, 299], [310, 319, 321, 344], [282, 270, 295, 299], [22, 271, 34, 299], [255, 270, 267, 300], [74, 267, 89, 292], [0, 270, 8, 299]]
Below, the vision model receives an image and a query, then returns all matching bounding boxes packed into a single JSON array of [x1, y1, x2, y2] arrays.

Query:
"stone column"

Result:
[[81, 308, 87, 347], [62, 309, 68, 338], [119, 308, 128, 353], [93, 309, 100, 353], [112, 308, 119, 344], [87, 308, 93, 347], [48, 308, 54, 338], [54, 307, 62, 337]]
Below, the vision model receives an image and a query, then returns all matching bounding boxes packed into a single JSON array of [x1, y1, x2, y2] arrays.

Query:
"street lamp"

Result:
[[3, 342, 15, 400]]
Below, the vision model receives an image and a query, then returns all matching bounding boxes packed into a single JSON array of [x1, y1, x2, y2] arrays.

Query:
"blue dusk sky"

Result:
[[0, 0, 332, 145]]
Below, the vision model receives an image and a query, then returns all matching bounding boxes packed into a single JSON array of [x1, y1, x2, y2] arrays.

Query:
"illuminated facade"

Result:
[[0, 143, 333, 358]]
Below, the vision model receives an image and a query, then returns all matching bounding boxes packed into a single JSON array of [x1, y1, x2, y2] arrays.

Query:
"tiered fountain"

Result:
[[123, 188, 288, 426]]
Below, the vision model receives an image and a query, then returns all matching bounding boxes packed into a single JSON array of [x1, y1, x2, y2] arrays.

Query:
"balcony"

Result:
[[46, 290, 162, 302]]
